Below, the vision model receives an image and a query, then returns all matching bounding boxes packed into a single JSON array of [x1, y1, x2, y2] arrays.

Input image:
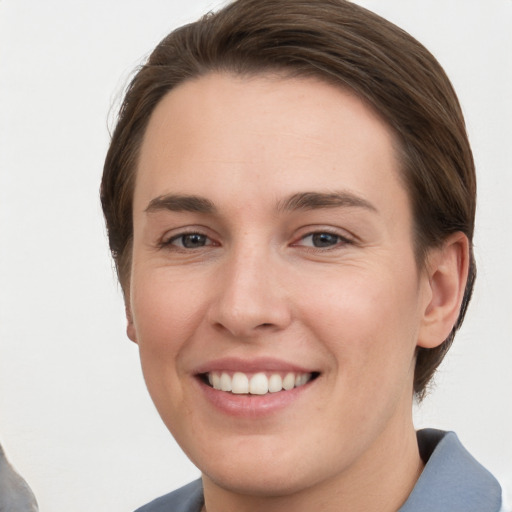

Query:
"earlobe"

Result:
[[126, 303, 138, 344], [417, 232, 470, 349]]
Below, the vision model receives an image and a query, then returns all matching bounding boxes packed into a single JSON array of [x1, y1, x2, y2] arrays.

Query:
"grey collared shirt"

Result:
[[399, 429, 502, 511]]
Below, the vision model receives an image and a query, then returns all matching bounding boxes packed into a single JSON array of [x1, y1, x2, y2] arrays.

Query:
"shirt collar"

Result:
[[399, 429, 502, 512]]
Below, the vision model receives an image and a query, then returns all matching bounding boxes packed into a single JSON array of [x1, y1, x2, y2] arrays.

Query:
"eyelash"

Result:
[[161, 231, 216, 250], [293, 230, 354, 251]]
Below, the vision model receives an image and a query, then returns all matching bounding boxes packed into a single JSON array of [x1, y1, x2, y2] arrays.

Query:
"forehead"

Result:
[[134, 72, 408, 219]]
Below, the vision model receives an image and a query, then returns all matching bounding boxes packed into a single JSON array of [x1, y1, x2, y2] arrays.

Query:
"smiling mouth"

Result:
[[200, 371, 320, 395]]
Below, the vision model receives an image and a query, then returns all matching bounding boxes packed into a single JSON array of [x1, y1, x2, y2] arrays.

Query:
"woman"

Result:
[[101, 0, 504, 510]]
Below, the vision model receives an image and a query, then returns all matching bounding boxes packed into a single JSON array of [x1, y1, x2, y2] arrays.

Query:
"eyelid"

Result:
[[170, 233, 211, 248], [159, 226, 219, 248], [291, 227, 356, 249]]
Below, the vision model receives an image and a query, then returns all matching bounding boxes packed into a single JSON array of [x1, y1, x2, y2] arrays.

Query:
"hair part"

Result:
[[101, 0, 476, 399]]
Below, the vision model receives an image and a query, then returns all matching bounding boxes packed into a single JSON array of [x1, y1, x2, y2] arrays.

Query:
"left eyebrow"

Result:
[[277, 191, 378, 213]]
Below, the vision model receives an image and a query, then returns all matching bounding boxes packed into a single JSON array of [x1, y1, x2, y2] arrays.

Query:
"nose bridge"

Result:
[[209, 235, 291, 337]]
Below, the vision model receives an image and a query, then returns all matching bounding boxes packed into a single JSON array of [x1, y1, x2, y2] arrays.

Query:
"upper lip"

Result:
[[192, 357, 317, 375]]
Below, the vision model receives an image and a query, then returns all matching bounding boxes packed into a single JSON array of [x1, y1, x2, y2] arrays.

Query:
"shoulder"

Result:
[[399, 429, 503, 512], [134, 479, 203, 512]]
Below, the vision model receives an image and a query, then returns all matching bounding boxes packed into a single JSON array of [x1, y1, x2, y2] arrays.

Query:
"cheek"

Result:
[[129, 273, 206, 427], [131, 271, 205, 350], [129, 271, 210, 405], [298, 264, 421, 380]]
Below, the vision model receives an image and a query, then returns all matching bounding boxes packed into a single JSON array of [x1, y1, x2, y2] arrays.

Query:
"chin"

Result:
[[191, 435, 337, 499], [202, 463, 313, 498]]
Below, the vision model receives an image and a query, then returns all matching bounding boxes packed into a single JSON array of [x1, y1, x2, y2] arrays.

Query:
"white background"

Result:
[[0, 1, 511, 511]]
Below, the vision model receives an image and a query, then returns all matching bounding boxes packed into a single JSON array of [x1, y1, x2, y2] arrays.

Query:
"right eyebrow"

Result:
[[145, 194, 216, 214]]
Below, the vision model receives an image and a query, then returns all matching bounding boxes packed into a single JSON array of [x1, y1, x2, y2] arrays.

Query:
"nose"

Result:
[[207, 243, 293, 339]]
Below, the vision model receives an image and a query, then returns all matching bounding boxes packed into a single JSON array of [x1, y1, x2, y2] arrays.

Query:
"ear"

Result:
[[125, 301, 138, 344], [417, 232, 470, 349]]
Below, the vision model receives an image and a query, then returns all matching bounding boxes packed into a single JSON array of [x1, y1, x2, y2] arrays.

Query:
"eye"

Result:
[[165, 232, 213, 249], [296, 231, 351, 249]]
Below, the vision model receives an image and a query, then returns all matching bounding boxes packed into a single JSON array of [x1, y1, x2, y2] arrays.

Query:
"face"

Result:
[[129, 73, 433, 497]]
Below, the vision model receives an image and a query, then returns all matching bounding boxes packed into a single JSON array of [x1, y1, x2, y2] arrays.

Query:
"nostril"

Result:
[[254, 322, 279, 332]]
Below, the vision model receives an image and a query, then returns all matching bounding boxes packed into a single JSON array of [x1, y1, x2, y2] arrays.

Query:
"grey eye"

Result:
[[310, 233, 341, 247], [175, 233, 209, 248]]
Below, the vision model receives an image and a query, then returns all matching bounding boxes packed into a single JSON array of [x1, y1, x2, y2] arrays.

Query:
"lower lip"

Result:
[[196, 377, 315, 418]]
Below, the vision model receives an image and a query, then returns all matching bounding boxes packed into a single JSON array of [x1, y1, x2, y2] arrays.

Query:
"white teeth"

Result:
[[297, 374, 308, 386], [249, 373, 268, 395], [208, 371, 313, 394], [211, 373, 221, 389], [268, 374, 283, 393], [231, 372, 249, 394], [282, 373, 295, 390], [220, 372, 232, 392]]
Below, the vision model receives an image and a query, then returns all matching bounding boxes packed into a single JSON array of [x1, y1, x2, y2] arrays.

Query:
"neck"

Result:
[[202, 419, 423, 512]]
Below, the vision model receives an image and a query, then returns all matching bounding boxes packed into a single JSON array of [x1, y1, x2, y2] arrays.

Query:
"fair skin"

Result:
[[127, 73, 468, 512]]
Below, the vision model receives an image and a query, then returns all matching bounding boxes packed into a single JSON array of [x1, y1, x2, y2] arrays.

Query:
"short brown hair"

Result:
[[101, 0, 476, 398]]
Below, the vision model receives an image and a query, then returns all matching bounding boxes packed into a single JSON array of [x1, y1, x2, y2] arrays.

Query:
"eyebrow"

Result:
[[145, 194, 216, 214], [277, 191, 377, 213], [144, 191, 377, 215]]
